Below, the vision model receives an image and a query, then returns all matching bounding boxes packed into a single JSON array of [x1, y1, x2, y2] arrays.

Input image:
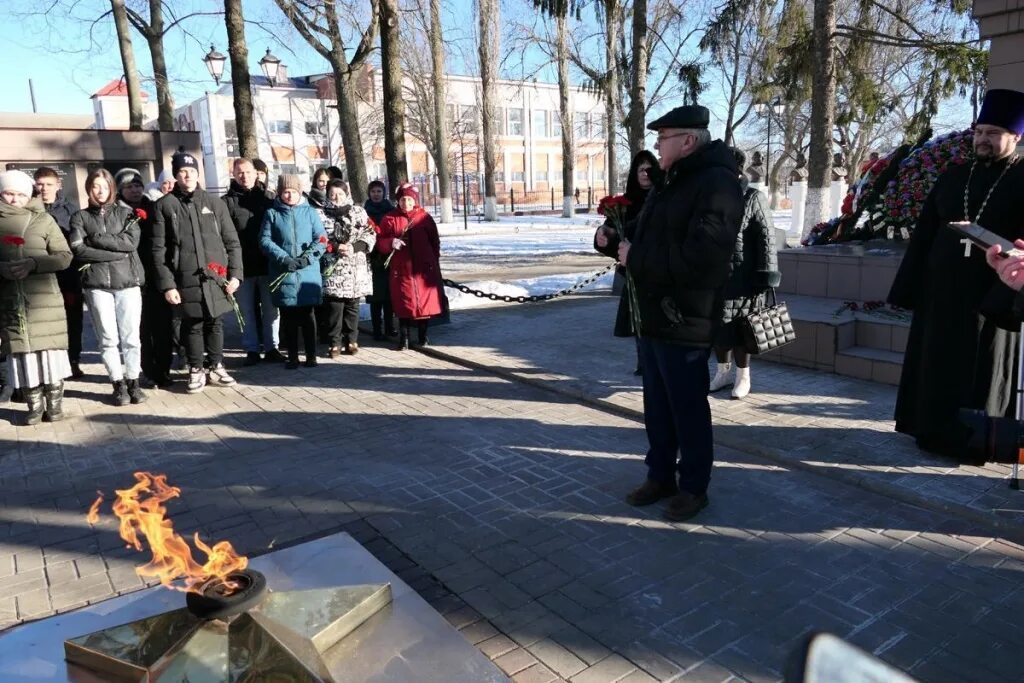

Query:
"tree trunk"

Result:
[[335, 69, 369, 203], [110, 0, 144, 131], [429, 0, 452, 222], [478, 0, 499, 220], [557, 13, 575, 218], [224, 0, 259, 158], [604, 0, 619, 194], [722, 29, 743, 146], [627, 0, 648, 158], [380, 0, 409, 196], [804, 0, 837, 238], [143, 0, 173, 131]]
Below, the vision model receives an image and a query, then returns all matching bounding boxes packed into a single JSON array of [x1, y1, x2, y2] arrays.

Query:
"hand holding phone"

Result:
[[947, 221, 1016, 256]]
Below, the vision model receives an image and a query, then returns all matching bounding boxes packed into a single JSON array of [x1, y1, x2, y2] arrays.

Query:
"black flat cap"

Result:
[[647, 105, 710, 131]]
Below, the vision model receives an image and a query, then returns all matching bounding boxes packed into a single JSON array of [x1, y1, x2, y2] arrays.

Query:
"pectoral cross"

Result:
[[961, 238, 972, 258]]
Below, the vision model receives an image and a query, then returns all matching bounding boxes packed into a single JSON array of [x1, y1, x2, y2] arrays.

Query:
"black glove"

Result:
[[285, 257, 303, 272]]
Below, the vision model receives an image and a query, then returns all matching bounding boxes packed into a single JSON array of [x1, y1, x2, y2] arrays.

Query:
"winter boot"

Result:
[[416, 322, 429, 347], [112, 380, 130, 407], [709, 362, 734, 392], [396, 322, 410, 351], [24, 386, 45, 426], [0, 383, 12, 404], [731, 366, 751, 399], [43, 382, 65, 422], [127, 379, 148, 405]]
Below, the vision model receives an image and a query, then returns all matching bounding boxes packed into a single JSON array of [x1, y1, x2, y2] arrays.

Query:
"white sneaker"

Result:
[[709, 362, 734, 392], [208, 364, 237, 386], [732, 367, 751, 399], [186, 367, 207, 394]]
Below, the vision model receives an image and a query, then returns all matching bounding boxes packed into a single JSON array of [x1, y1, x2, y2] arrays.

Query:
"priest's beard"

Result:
[[974, 142, 1013, 164]]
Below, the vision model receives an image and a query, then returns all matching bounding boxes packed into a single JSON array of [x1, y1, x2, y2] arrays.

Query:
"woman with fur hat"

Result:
[[260, 174, 327, 368], [375, 183, 442, 350], [0, 170, 73, 425]]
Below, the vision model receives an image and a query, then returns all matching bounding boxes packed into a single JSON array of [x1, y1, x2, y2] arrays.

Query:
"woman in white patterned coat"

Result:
[[318, 180, 376, 357]]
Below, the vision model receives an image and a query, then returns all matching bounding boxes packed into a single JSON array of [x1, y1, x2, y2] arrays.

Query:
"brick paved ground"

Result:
[[1, 300, 1023, 682], [425, 294, 1024, 534]]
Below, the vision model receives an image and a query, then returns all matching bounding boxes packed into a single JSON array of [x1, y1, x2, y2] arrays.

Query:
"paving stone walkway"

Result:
[[424, 294, 1024, 536], [0, 299, 1023, 682]]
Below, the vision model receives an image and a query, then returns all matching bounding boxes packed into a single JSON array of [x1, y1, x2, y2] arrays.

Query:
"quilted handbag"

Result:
[[739, 289, 796, 354]]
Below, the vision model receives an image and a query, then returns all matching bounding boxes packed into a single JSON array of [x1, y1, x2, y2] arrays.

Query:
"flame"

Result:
[[87, 472, 247, 593], [86, 492, 103, 525]]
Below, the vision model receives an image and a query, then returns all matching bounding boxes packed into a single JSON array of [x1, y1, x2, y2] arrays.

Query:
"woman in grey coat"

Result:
[[710, 149, 780, 399]]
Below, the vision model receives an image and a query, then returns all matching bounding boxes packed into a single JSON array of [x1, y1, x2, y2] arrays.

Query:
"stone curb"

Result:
[[416, 344, 1024, 543]]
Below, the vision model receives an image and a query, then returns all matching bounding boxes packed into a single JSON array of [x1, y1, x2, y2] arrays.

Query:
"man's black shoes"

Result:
[[625, 479, 678, 506], [663, 491, 709, 522]]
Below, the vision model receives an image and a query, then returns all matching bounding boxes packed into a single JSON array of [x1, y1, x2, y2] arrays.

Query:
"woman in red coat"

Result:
[[376, 183, 442, 350]]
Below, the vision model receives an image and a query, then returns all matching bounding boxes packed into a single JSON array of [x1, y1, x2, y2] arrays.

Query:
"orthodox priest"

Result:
[[889, 88, 1024, 462]]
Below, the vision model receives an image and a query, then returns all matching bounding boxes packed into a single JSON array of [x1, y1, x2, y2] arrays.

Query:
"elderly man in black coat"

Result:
[[604, 105, 743, 521], [151, 150, 243, 395]]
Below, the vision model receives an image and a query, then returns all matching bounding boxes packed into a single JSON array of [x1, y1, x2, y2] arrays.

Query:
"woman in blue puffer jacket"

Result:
[[259, 175, 326, 369]]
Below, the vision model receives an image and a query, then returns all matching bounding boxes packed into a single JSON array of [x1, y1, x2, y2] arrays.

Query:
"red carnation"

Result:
[[318, 234, 329, 244], [326, 244, 334, 253], [2, 236, 26, 247], [134, 208, 148, 221]]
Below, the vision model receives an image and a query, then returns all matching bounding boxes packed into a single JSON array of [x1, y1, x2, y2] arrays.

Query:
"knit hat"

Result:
[[277, 174, 302, 194], [156, 169, 172, 185], [396, 183, 419, 204], [171, 149, 200, 175], [0, 170, 35, 198], [115, 167, 143, 189]]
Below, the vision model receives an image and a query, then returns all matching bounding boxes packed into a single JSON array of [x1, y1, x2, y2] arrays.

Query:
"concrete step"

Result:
[[835, 346, 904, 385]]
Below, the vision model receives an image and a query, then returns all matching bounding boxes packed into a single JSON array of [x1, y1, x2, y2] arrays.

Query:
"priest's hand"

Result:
[[987, 239, 1024, 291]]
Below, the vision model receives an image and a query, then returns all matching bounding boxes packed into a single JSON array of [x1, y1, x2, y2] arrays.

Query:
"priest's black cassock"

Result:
[[888, 156, 1024, 461]]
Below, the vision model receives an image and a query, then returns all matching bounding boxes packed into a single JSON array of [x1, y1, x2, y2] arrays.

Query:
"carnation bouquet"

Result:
[[205, 262, 244, 331], [597, 195, 643, 336], [1, 235, 29, 336]]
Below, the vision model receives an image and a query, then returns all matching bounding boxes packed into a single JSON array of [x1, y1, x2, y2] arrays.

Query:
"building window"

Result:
[[223, 120, 239, 157], [595, 168, 606, 181], [574, 112, 590, 139], [535, 170, 548, 182], [268, 120, 292, 135], [507, 108, 524, 136], [532, 110, 548, 138], [576, 167, 588, 181], [511, 171, 526, 182], [305, 121, 327, 136], [275, 163, 298, 175], [552, 112, 563, 139], [460, 105, 479, 133], [592, 115, 605, 138]]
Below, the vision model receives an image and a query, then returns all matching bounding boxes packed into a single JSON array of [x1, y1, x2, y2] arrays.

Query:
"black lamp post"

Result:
[[753, 96, 786, 195], [259, 48, 282, 87], [202, 46, 227, 86]]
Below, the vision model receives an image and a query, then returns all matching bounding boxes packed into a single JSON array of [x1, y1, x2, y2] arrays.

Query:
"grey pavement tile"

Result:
[[569, 654, 639, 683]]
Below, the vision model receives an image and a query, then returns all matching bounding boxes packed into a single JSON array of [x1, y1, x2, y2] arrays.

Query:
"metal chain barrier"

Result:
[[442, 262, 617, 304]]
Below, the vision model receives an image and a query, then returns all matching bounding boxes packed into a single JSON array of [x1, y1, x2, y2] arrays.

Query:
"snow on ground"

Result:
[[444, 270, 616, 311]]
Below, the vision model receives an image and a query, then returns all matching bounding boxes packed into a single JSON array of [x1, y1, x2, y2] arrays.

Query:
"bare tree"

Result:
[[224, 0, 258, 157], [110, 0, 144, 131], [274, 0, 379, 203], [429, 0, 453, 222], [478, 0, 500, 220], [556, 12, 575, 217], [380, 0, 409, 194], [804, 0, 836, 237], [626, 0, 648, 157]]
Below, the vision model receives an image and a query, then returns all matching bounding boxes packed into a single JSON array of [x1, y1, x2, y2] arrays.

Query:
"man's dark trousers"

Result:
[[639, 338, 713, 495]]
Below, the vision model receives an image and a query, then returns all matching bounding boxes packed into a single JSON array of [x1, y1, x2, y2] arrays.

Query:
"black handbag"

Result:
[[739, 289, 796, 354]]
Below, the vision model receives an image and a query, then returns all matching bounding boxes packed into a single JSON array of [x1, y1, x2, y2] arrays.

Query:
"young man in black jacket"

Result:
[[34, 167, 84, 378], [222, 159, 281, 365], [601, 105, 743, 521], [151, 151, 243, 394]]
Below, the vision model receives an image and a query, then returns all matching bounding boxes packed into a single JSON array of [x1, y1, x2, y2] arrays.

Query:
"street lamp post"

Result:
[[753, 97, 786, 197], [259, 48, 282, 87], [202, 46, 227, 86]]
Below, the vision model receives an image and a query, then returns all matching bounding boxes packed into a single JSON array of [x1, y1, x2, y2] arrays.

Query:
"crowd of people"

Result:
[[0, 151, 443, 424]]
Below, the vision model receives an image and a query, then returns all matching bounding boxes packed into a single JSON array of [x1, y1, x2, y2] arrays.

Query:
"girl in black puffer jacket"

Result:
[[709, 149, 780, 400], [69, 169, 147, 406]]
